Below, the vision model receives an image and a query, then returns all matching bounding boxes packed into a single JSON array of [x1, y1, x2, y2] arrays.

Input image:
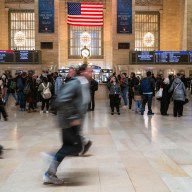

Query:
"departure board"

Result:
[[137, 51, 154, 63], [155, 51, 169, 63], [15, 50, 33, 63], [0, 50, 14, 63], [189, 51, 192, 63], [155, 51, 189, 63], [0, 50, 41, 64]]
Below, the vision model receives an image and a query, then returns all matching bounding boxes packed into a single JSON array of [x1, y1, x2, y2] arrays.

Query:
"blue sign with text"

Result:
[[117, 0, 132, 34], [38, 0, 54, 33]]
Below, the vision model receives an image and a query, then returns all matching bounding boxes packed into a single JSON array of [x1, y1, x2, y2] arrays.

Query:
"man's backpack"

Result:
[[140, 78, 152, 93], [9, 80, 16, 90], [42, 83, 52, 99]]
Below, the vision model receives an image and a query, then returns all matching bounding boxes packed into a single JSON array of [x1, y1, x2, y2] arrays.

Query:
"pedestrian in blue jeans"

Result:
[[140, 71, 155, 115], [120, 73, 128, 108]]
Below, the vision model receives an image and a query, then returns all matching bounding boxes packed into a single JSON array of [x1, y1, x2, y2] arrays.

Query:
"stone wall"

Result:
[[160, 0, 182, 50], [0, 0, 9, 49], [34, 0, 59, 69]]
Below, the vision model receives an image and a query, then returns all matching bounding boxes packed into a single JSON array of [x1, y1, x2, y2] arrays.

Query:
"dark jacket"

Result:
[[90, 79, 98, 93]]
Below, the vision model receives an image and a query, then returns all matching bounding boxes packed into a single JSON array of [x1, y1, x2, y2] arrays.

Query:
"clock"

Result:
[[81, 47, 90, 58]]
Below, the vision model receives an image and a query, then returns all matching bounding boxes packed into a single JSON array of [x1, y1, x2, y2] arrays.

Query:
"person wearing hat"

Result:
[[160, 77, 172, 116]]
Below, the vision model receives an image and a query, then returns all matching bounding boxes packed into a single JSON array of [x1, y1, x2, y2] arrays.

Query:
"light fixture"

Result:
[[14, 1, 25, 47], [143, 0, 154, 47], [80, 32, 91, 46], [143, 32, 154, 47], [14, 31, 25, 46]]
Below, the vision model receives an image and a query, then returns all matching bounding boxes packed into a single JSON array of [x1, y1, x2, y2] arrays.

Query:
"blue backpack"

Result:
[[140, 78, 152, 93]]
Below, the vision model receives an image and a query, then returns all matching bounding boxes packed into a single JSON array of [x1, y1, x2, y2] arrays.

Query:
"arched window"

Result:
[[135, 12, 159, 51], [9, 10, 35, 50]]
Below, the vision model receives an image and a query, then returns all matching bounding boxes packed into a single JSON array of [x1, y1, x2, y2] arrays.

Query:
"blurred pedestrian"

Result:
[[43, 64, 92, 185]]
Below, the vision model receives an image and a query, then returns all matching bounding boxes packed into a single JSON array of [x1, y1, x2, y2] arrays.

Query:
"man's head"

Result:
[[177, 73, 181, 78], [146, 71, 152, 77], [77, 64, 92, 81]]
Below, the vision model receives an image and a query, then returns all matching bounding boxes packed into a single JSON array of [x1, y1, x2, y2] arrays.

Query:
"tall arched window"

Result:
[[9, 10, 35, 50], [135, 12, 159, 51]]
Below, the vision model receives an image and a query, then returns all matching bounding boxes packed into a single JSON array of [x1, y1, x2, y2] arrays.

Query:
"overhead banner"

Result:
[[117, 0, 132, 34], [38, 0, 54, 33]]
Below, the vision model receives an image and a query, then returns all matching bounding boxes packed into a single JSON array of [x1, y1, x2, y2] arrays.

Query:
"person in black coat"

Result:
[[88, 78, 98, 111], [160, 78, 172, 116]]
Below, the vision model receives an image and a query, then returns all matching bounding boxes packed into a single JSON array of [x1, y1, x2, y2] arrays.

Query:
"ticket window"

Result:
[[92, 69, 101, 83], [100, 69, 113, 83]]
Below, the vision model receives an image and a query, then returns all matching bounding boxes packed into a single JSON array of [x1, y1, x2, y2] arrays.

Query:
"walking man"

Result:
[[43, 64, 92, 185]]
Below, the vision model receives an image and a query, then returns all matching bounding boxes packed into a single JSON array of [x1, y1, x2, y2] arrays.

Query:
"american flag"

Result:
[[67, 2, 103, 26]]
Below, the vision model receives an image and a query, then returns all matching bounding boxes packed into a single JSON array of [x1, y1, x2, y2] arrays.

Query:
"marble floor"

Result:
[[1, 96, 192, 192]]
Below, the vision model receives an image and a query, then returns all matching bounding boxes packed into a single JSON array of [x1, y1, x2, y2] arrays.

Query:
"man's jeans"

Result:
[[122, 88, 128, 106], [5, 92, 17, 104], [141, 94, 153, 113]]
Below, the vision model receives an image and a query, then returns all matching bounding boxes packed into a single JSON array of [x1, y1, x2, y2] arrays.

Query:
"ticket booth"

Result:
[[100, 69, 113, 83]]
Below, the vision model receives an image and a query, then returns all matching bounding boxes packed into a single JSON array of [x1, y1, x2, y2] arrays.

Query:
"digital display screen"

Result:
[[155, 51, 189, 63], [0, 51, 14, 63], [15, 50, 33, 63], [137, 51, 154, 63], [189, 51, 192, 63], [155, 51, 169, 63]]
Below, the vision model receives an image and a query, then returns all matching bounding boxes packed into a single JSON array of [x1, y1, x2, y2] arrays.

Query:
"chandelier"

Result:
[[80, 32, 91, 46], [14, 31, 25, 46], [143, 32, 154, 47]]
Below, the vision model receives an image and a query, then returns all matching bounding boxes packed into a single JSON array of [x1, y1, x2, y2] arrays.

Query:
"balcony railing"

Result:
[[135, 0, 163, 6], [5, 0, 34, 3]]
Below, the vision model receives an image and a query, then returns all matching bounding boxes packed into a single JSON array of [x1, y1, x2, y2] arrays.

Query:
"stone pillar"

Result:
[[186, 0, 192, 50], [0, 0, 9, 49], [35, 0, 59, 70], [112, 0, 135, 71], [160, 0, 182, 50], [58, 0, 68, 69]]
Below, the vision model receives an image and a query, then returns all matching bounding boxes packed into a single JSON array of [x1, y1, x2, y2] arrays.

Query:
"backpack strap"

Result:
[[42, 82, 49, 89]]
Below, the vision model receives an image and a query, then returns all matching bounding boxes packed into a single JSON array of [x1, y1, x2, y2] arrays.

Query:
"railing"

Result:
[[5, 0, 162, 5], [135, 0, 163, 6], [5, 0, 34, 3]]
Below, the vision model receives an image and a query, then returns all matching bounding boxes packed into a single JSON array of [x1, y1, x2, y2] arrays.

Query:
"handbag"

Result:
[[183, 98, 189, 105], [155, 88, 163, 99]]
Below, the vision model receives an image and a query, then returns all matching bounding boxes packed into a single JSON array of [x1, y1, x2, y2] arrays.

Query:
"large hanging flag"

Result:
[[67, 2, 103, 26]]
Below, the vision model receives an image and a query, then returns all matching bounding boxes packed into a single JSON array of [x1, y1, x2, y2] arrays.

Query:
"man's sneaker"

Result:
[[46, 111, 49, 114], [80, 140, 92, 155], [43, 172, 63, 185], [147, 112, 154, 115]]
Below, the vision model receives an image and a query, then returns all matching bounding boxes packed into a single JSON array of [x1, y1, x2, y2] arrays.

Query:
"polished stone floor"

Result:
[[1, 95, 192, 192]]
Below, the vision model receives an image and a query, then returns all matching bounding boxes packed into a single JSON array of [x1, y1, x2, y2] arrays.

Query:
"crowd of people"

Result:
[[107, 71, 190, 117], [0, 69, 191, 119]]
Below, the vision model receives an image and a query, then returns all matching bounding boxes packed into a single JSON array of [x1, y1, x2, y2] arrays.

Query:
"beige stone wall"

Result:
[[160, 0, 182, 50], [186, 0, 192, 50], [58, 0, 68, 69], [35, 0, 59, 69], [112, 0, 135, 73], [0, 0, 9, 49]]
